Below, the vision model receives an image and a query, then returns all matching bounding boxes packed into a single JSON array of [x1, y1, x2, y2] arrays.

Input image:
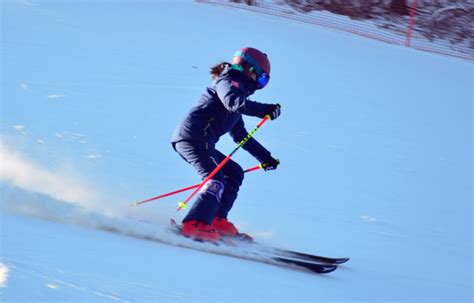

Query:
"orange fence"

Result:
[[198, 0, 473, 61]]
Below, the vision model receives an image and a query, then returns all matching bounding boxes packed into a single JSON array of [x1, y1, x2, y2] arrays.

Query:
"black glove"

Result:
[[266, 103, 281, 120], [261, 157, 280, 171]]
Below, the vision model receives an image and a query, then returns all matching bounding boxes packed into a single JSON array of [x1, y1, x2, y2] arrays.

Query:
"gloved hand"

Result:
[[261, 157, 280, 171], [266, 103, 281, 120]]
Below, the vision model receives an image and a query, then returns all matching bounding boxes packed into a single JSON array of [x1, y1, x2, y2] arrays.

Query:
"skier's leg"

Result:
[[173, 141, 224, 225], [213, 150, 244, 219]]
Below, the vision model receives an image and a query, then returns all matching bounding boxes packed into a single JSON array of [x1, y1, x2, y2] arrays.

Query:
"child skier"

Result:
[[171, 47, 281, 242]]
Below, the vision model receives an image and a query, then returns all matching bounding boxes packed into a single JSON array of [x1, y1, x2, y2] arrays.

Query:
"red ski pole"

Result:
[[177, 115, 271, 211], [130, 164, 263, 207]]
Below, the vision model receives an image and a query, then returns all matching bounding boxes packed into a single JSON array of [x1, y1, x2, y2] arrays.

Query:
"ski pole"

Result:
[[131, 164, 263, 207], [177, 115, 271, 211]]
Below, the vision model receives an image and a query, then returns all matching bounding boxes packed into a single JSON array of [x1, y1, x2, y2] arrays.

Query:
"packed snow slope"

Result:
[[1, 0, 472, 302]]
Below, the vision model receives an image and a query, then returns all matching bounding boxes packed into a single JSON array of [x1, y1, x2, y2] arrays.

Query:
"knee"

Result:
[[200, 179, 225, 201], [227, 165, 244, 188], [236, 167, 244, 186]]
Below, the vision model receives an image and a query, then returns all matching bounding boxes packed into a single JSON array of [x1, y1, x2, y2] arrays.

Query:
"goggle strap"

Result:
[[233, 51, 263, 76], [231, 64, 244, 72]]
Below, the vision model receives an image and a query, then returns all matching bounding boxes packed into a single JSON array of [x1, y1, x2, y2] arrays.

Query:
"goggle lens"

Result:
[[257, 73, 270, 89]]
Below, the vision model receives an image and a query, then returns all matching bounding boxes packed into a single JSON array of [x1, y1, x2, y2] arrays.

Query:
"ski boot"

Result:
[[212, 217, 254, 242], [181, 220, 221, 243]]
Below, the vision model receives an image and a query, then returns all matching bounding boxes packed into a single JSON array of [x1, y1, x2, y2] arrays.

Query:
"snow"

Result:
[[0, 264, 9, 288], [1, 0, 472, 302], [47, 93, 66, 100], [0, 143, 98, 209]]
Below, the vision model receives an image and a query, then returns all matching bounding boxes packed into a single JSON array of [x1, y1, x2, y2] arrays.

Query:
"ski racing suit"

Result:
[[171, 64, 276, 224]]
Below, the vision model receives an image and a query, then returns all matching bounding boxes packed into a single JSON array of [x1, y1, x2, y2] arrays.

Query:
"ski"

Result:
[[217, 229, 349, 264], [169, 219, 339, 274], [270, 247, 349, 264], [266, 256, 337, 274], [231, 235, 350, 264]]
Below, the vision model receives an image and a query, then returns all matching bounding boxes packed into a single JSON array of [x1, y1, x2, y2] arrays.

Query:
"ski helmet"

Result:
[[232, 47, 271, 89]]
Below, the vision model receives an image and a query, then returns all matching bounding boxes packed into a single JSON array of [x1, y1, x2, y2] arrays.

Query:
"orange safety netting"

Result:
[[198, 0, 473, 61]]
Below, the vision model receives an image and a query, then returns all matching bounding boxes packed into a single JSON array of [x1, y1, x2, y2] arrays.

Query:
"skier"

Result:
[[171, 47, 281, 242]]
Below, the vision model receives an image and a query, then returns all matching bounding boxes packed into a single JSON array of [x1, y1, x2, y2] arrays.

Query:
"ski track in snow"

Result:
[[4, 259, 132, 303], [1, 184, 323, 279], [47, 93, 66, 100]]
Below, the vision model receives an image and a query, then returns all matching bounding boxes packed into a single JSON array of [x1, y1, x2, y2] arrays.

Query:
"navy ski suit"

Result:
[[171, 64, 275, 224]]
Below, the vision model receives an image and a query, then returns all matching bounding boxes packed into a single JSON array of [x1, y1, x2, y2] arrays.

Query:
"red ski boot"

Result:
[[212, 217, 238, 236], [181, 220, 221, 243], [212, 217, 254, 242]]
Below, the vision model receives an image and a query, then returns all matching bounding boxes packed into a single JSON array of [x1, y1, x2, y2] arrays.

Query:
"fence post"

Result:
[[405, 0, 418, 47]]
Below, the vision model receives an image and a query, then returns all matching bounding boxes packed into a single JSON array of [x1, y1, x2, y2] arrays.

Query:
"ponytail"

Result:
[[210, 62, 231, 80]]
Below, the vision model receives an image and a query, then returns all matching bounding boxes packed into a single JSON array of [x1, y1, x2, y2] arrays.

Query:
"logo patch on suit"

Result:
[[200, 179, 224, 201]]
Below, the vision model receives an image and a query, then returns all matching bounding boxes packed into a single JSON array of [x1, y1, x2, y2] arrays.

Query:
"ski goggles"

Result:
[[234, 51, 270, 89], [255, 72, 270, 89]]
